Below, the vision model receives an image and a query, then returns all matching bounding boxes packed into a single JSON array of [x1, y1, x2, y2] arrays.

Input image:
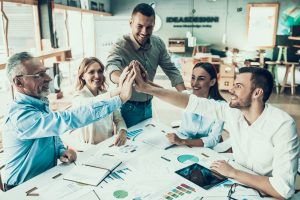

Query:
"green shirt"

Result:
[[106, 33, 184, 102]]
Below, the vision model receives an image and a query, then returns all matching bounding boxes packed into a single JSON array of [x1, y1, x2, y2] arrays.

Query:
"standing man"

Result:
[[106, 3, 186, 127], [133, 65, 299, 199], [2, 52, 135, 190]]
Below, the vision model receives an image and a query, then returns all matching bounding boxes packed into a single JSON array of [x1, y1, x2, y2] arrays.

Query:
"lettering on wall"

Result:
[[166, 16, 219, 28]]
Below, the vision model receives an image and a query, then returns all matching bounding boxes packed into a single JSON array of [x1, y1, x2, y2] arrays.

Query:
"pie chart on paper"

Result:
[[113, 190, 128, 199], [177, 154, 199, 163]]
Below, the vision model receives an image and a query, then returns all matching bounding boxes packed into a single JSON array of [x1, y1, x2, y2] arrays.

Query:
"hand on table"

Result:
[[166, 133, 184, 145], [60, 149, 77, 164], [114, 129, 127, 146], [210, 160, 237, 178]]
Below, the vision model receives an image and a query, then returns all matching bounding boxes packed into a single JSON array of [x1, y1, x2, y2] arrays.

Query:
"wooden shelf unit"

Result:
[[0, 49, 72, 70], [168, 38, 186, 53], [53, 4, 112, 16]]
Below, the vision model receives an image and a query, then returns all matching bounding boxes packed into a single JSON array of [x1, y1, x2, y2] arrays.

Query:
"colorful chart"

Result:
[[162, 183, 195, 200], [127, 129, 143, 141], [113, 190, 128, 198], [105, 167, 131, 182], [177, 154, 199, 163]]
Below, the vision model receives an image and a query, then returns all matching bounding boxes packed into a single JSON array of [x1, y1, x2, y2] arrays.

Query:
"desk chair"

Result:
[[280, 62, 299, 95], [265, 45, 289, 94], [265, 61, 280, 94], [277, 46, 288, 63]]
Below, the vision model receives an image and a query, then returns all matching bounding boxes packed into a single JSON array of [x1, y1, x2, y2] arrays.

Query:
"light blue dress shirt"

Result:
[[178, 112, 224, 148], [2, 92, 122, 186]]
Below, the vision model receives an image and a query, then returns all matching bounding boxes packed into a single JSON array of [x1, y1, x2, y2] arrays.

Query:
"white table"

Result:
[[0, 119, 291, 200]]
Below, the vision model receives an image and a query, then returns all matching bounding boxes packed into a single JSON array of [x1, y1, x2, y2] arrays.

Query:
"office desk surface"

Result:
[[1, 119, 296, 200]]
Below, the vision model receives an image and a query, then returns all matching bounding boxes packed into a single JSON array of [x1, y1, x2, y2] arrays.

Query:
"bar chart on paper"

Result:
[[100, 167, 132, 187], [127, 129, 143, 141]]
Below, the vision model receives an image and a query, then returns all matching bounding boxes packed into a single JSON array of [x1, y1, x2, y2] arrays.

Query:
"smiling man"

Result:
[[2, 52, 135, 190], [106, 3, 186, 127], [133, 66, 299, 199]]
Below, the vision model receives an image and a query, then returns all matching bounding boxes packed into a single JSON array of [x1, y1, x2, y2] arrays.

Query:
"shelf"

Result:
[[3, 0, 38, 5], [54, 4, 112, 16], [289, 36, 300, 41], [0, 48, 72, 70]]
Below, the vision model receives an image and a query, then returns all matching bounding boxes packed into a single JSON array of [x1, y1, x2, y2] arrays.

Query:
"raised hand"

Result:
[[132, 64, 148, 93], [134, 60, 148, 82], [119, 66, 130, 86], [119, 67, 136, 103]]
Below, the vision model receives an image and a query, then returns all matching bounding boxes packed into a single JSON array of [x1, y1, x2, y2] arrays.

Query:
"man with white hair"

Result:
[[2, 52, 135, 190]]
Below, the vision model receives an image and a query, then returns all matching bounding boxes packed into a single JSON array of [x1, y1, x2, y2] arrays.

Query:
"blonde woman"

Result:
[[71, 57, 127, 146]]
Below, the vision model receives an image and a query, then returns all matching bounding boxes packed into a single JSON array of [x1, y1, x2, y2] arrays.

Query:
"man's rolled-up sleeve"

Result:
[[269, 120, 299, 199], [106, 44, 124, 82]]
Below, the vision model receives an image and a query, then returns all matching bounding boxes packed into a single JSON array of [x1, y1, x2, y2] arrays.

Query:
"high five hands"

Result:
[[118, 60, 162, 100], [118, 66, 136, 103]]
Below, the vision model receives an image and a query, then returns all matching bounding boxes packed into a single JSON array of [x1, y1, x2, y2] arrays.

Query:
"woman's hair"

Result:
[[193, 62, 225, 101], [75, 57, 106, 91]]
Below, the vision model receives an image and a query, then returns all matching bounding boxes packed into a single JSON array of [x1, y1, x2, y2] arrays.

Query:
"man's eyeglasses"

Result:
[[16, 69, 50, 79], [228, 183, 268, 200]]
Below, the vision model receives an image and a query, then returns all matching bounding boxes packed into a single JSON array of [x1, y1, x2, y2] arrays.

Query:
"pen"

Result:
[[161, 156, 171, 162], [26, 187, 37, 194], [52, 173, 62, 179], [108, 143, 114, 147], [164, 144, 177, 150], [102, 153, 114, 156], [27, 193, 39, 196], [201, 153, 209, 158]]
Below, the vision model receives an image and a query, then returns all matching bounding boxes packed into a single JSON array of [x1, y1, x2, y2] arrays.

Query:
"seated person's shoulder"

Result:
[[266, 104, 297, 140], [267, 104, 295, 124]]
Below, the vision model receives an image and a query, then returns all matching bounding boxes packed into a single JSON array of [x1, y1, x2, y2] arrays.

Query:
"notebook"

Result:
[[175, 163, 227, 190], [64, 156, 122, 186]]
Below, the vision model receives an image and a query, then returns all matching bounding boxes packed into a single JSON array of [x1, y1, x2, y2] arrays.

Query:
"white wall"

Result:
[[110, 0, 300, 51]]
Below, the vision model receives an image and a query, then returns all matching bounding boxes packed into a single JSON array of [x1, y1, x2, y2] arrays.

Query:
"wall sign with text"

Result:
[[166, 16, 219, 28]]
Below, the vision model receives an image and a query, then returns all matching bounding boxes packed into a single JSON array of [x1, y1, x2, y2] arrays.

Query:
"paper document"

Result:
[[84, 154, 122, 170], [64, 156, 122, 186], [63, 165, 109, 186]]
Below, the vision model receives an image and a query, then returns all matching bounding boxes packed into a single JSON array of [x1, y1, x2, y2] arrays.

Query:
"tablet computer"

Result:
[[175, 163, 228, 190]]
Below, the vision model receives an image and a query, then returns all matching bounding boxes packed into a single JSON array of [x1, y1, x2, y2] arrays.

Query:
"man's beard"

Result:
[[40, 89, 50, 98], [229, 94, 252, 109]]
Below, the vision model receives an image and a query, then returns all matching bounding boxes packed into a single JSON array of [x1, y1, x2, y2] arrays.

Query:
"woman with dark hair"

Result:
[[68, 57, 127, 147], [166, 62, 226, 148]]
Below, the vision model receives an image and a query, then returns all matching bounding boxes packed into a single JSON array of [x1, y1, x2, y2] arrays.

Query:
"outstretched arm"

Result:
[[133, 65, 189, 109]]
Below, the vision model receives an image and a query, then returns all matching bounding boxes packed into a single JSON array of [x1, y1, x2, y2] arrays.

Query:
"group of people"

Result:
[[1, 3, 299, 200]]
